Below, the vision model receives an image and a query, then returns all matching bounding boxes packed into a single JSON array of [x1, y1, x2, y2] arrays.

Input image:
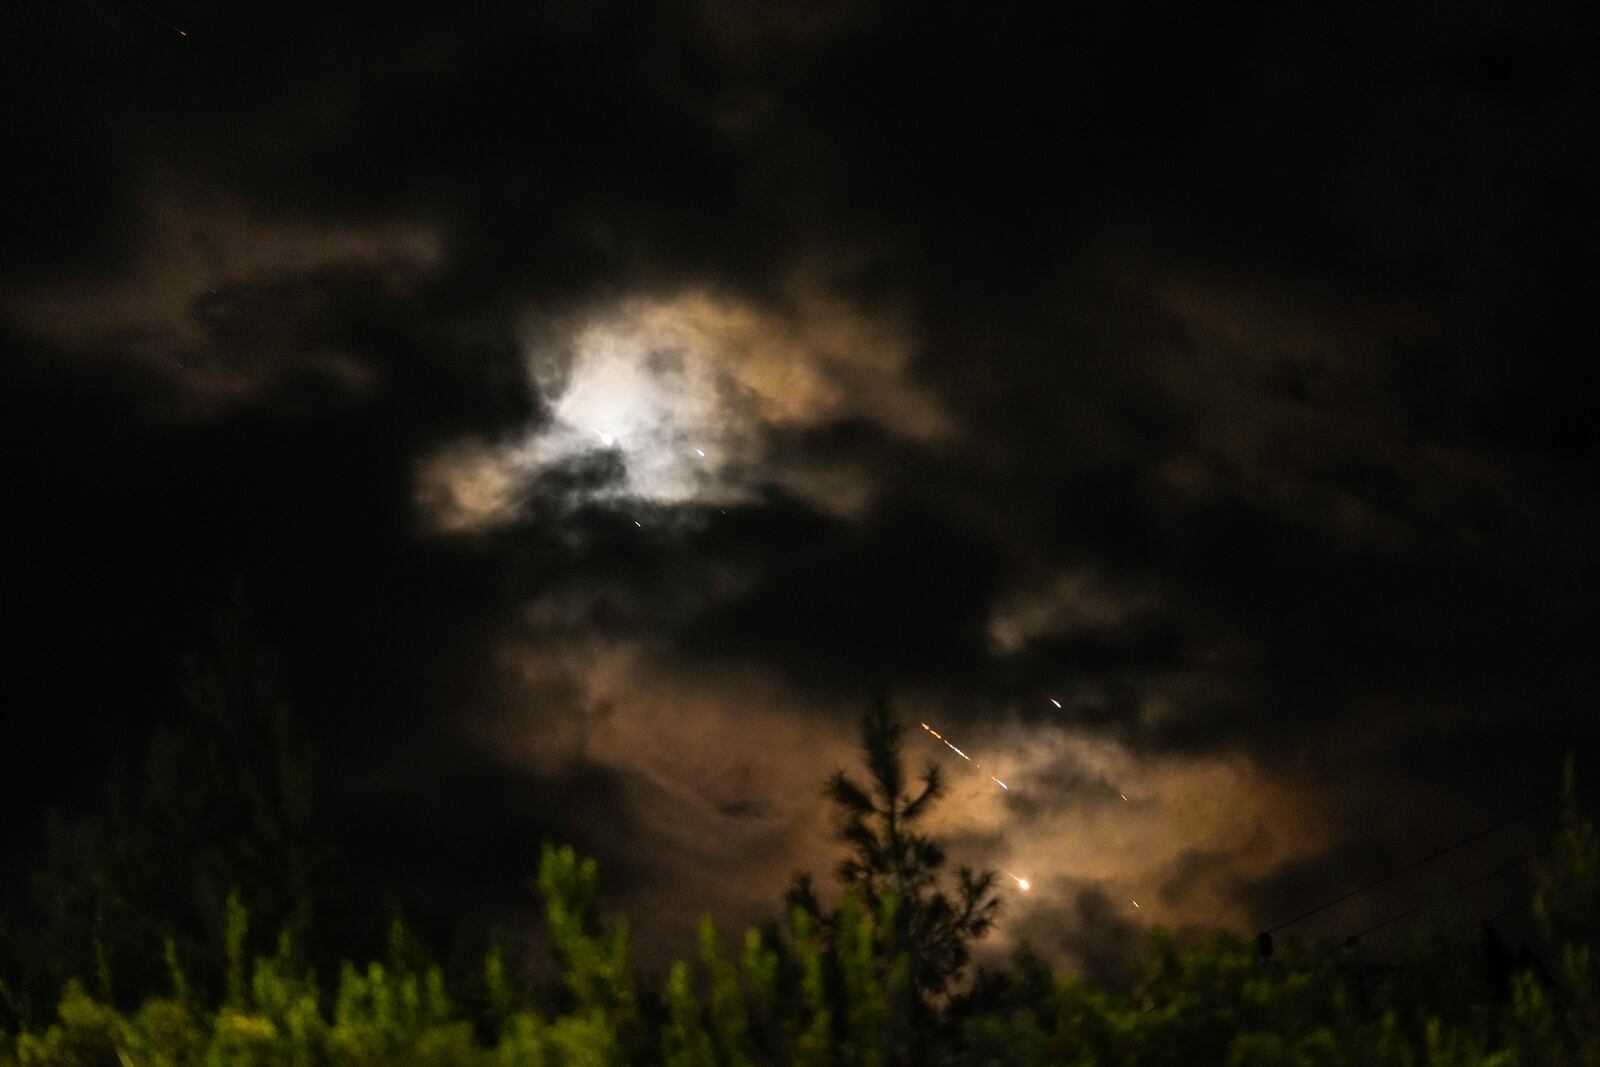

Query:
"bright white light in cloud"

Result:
[[416, 285, 950, 532], [532, 307, 735, 504]]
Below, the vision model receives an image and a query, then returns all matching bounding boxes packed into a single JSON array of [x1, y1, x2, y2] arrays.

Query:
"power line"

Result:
[[1345, 843, 1558, 942], [1265, 795, 1558, 935], [1479, 877, 1586, 929]]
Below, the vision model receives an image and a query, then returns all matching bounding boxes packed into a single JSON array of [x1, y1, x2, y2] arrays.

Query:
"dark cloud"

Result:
[[3, 0, 1596, 969], [1000, 749, 1126, 822], [684, 484, 1011, 692]]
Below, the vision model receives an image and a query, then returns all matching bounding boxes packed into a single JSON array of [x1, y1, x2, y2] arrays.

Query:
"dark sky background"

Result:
[[4, 0, 1597, 974]]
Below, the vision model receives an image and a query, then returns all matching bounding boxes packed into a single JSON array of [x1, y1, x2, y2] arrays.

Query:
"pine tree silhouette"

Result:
[[790, 694, 1000, 999]]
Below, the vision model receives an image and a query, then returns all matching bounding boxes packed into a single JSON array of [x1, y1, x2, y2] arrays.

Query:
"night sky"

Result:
[[4, 0, 1597, 973]]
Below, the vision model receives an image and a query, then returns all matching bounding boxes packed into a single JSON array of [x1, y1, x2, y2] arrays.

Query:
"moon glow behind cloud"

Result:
[[418, 287, 946, 530]]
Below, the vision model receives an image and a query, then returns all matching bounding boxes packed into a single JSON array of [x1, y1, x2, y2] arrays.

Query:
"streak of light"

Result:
[[1050, 697, 1062, 708], [694, 448, 706, 457], [1003, 870, 1031, 891], [129, 1, 187, 36], [1131, 900, 1140, 908], [1121, 794, 1128, 801], [634, 521, 642, 527], [919, 721, 1009, 791], [593, 428, 614, 446]]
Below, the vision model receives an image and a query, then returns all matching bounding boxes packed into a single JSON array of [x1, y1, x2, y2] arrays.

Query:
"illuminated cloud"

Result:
[[3, 187, 441, 411], [912, 721, 1326, 937], [472, 632, 1331, 961], [414, 437, 535, 534], [469, 632, 857, 958], [417, 282, 949, 530], [987, 566, 1161, 656]]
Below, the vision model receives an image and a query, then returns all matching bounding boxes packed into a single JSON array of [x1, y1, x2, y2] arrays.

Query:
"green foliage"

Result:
[[533, 843, 637, 1064], [15, 852, 1600, 1067], [3, 833, 1599, 1067], [661, 959, 715, 1067], [790, 907, 834, 1067]]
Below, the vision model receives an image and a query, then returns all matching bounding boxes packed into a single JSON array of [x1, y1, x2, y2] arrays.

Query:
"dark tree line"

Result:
[[0, 593, 333, 1024]]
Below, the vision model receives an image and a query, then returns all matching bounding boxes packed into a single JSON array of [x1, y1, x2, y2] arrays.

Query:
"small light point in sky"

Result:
[[1050, 697, 1062, 708], [634, 520, 642, 527], [694, 448, 705, 457], [1132, 900, 1140, 908], [1121, 793, 1128, 800]]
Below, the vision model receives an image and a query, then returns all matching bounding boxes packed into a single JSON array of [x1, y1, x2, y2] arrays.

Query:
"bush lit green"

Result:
[[4, 807, 1599, 1067]]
